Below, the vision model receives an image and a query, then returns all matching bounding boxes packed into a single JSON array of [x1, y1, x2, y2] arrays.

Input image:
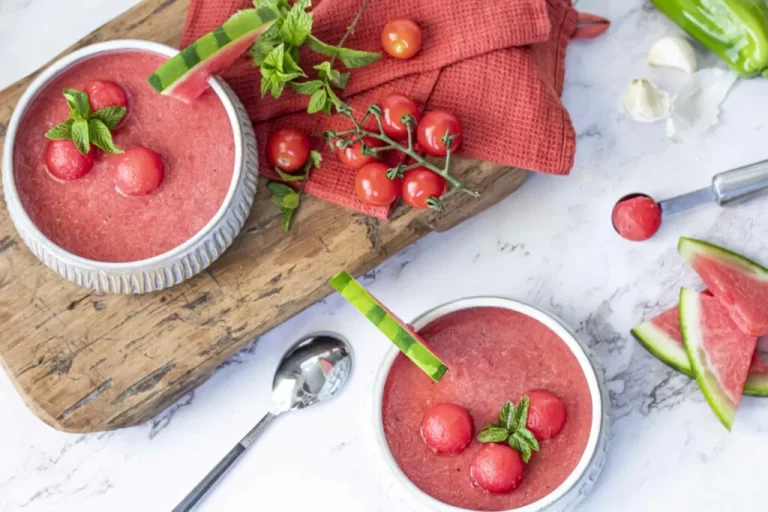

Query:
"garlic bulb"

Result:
[[621, 78, 670, 123], [648, 36, 697, 74]]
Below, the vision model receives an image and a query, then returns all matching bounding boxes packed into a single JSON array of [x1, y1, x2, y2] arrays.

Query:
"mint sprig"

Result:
[[45, 88, 126, 155], [267, 149, 322, 231], [477, 396, 540, 463]]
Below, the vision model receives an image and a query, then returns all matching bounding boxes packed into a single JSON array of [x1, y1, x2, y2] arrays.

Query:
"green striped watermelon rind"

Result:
[[631, 320, 694, 378], [147, 7, 279, 96], [329, 271, 448, 382], [678, 237, 768, 279], [680, 288, 737, 430]]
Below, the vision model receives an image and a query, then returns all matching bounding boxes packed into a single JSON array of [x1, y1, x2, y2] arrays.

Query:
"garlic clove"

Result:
[[648, 36, 697, 74], [621, 78, 671, 123]]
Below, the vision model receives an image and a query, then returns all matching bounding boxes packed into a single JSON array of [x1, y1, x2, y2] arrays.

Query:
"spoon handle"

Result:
[[713, 158, 768, 206], [173, 412, 277, 512]]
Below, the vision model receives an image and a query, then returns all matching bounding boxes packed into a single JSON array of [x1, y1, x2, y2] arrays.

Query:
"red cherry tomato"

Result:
[[421, 403, 473, 455], [267, 128, 310, 173], [470, 444, 524, 494], [380, 93, 421, 140], [114, 147, 165, 196], [336, 136, 382, 169], [45, 140, 96, 181], [402, 167, 446, 209], [525, 390, 568, 441], [86, 80, 128, 116], [381, 19, 423, 59], [417, 111, 462, 156], [355, 162, 401, 206]]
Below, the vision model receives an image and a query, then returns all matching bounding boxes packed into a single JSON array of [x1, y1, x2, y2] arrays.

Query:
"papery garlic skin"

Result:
[[621, 78, 671, 123], [648, 36, 697, 74]]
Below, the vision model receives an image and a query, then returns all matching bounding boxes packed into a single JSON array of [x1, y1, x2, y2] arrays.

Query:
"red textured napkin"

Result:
[[182, 0, 591, 219]]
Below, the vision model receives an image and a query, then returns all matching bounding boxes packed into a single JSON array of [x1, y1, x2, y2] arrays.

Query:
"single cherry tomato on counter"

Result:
[[611, 194, 662, 242], [380, 92, 421, 140], [525, 390, 568, 441], [86, 80, 128, 116], [402, 167, 447, 209], [114, 147, 165, 196], [267, 128, 310, 173], [355, 162, 401, 206], [421, 403, 473, 455], [417, 111, 462, 156], [45, 140, 96, 181], [381, 19, 423, 60], [336, 136, 382, 169], [470, 444, 525, 494]]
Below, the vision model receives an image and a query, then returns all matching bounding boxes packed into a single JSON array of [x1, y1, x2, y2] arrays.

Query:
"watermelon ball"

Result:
[[421, 403, 473, 455], [470, 444, 525, 494], [114, 147, 165, 196], [525, 390, 568, 441], [611, 194, 662, 242], [45, 140, 96, 180], [86, 81, 128, 118]]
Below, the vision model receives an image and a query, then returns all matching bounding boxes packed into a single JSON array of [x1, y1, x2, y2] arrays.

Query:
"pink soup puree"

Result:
[[13, 51, 235, 263], [382, 307, 593, 511]]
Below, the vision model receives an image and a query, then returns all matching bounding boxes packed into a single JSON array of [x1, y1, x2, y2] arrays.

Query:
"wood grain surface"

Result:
[[0, 0, 528, 432]]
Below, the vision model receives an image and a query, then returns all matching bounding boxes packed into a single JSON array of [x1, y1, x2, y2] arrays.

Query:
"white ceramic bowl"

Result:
[[2, 40, 258, 294], [372, 297, 611, 512]]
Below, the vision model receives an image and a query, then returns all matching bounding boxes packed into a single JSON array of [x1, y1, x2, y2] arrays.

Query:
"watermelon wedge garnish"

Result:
[[329, 271, 448, 382], [680, 288, 758, 430], [679, 237, 768, 337], [147, 7, 279, 103], [745, 350, 768, 397]]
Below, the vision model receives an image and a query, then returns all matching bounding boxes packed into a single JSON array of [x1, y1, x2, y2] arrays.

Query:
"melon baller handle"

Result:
[[713, 158, 768, 206]]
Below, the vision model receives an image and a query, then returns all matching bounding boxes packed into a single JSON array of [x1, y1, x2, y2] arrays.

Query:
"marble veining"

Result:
[[3, 0, 768, 511]]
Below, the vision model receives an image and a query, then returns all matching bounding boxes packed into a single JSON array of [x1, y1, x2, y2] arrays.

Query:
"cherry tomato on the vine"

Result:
[[402, 167, 446, 209], [336, 136, 382, 169], [381, 19, 423, 60], [355, 162, 401, 207], [267, 128, 310, 173], [380, 93, 421, 140], [417, 111, 462, 156]]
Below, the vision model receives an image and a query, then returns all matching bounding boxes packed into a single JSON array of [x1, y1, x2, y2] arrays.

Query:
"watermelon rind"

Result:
[[745, 373, 768, 396], [147, 7, 279, 97], [678, 237, 768, 279], [631, 321, 694, 378], [329, 271, 448, 382], [680, 288, 738, 430]]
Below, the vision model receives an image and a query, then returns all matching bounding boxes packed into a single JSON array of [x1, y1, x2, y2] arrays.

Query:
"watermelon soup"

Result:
[[13, 51, 235, 263], [382, 307, 593, 511]]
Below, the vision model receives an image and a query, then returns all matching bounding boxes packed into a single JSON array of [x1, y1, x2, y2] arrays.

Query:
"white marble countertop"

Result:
[[3, 1, 768, 511]]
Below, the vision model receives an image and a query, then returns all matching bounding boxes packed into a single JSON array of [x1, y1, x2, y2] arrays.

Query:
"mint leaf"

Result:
[[260, 69, 274, 98], [315, 61, 349, 88], [251, 25, 282, 66], [289, 80, 324, 95], [280, 206, 294, 232], [516, 427, 540, 452], [309, 150, 322, 168], [513, 436, 533, 463], [283, 49, 305, 75], [477, 426, 510, 443], [276, 71, 303, 83], [306, 35, 381, 68], [499, 402, 514, 430], [325, 85, 342, 108], [270, 76, 285, 98], [281, 192, 300, 209], [307, 88, 328, 114], [276, 168, 305, 182], [45, 120, 74, 140], [70, 119, 90, 155], [92, 106, 126, 130], [279, 0, 312, 47], [62, 88, 91, 121], [511, 396, 530, 431], [264, 43, 286, 72], [88, 119, 122, 154], [267, 181, 295, 198]]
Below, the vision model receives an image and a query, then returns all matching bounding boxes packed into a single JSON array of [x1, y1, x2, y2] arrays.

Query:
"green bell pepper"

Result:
[[652, 0, 768, 77]]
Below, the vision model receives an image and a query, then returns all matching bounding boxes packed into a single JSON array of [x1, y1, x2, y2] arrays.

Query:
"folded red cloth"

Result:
[[181, 0, 593, 218]]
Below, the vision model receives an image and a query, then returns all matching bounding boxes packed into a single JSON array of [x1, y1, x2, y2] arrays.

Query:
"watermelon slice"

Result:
[[680, 288, 758, 430], [679, 237, 768, 336], [147, 7, 279, 103], [631, 296, 768, 396], [329, 271, 448, 382]]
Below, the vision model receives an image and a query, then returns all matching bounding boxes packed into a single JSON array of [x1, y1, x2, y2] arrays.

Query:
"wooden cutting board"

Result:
[[0, 0, 528, 433]]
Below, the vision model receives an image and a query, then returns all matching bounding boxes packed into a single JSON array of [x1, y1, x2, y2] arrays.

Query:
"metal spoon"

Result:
[[173, 333, 353, 512]]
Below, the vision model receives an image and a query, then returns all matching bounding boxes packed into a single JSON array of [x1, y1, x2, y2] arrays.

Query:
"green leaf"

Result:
[[62, 88, 91, 121], [516, 427, 540, 452], [270, 75, 285, 98], [250, 25, 282, 66], [325, 84, 342, 107], [281, 192, 299, 209], [70, 119, 90, 155], [282, 49, 305, 75], [312, 62, 348, 88], [289, 80, 324, 95], [267, 181, 295, 198], [509, 431, 534, 463], [264, 43, 286, 71], [307, 88, 328, 114], [88, 119, 122, 154], [45, 120, 74, 140], [306, 35, 382, 68], [276, 168, 305, 182], [92, 106, 126, 130], [511, 396, 531, 431], [276, 71, 303, 83], [279, 0, 312, 47], [499, 402, 514, 430], [280, 206, 295, 232], [476, 426, 510, 443], [309, 150, 322, 168]]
